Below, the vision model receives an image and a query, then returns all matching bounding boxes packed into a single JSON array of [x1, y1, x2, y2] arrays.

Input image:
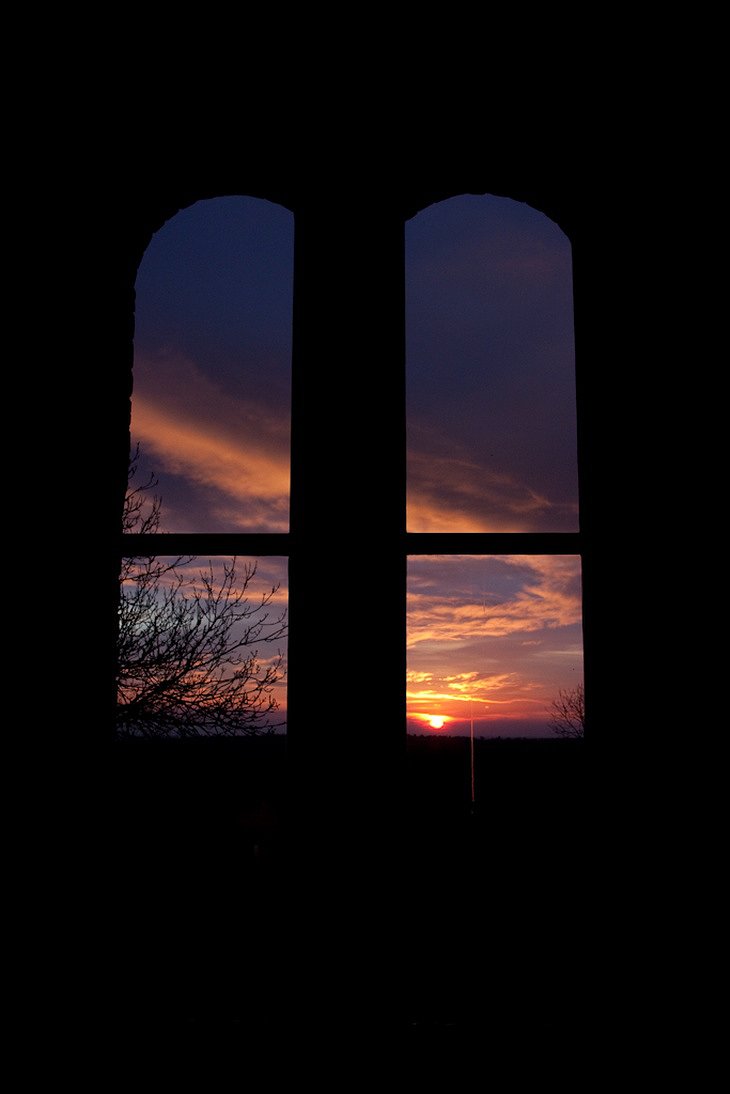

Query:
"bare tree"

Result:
[[548, 684, 585, 739], [117, 452, 287, 737]]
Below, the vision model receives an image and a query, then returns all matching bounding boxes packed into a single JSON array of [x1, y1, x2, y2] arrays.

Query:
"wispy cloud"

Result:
[[407, 555, 582, 647], [407, 424, 578, 533], [406, 555, 583, 734], [131, 351, 290, 531], [407, 670, 518, 707]]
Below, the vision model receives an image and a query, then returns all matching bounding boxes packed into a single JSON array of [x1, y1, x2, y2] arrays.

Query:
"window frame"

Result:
[[96, 170, 594, 1034], [402, 189, 589, 742], [112, 182, 591, 766]]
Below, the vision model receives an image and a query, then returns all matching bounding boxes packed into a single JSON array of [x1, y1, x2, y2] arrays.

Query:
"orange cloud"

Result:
[[408, 451, 556, 533], [125, 555, 288, 604], [411, 560, 582, 652], [406, 425, 578, 533], [133, 398, 289, 527], [406, 669, 516, 707], [407, 555, 582, 647], [131, 350, 290, 531], [406, 555, 583, 732]]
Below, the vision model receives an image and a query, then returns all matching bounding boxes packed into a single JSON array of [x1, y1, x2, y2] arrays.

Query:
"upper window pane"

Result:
[[406, 194, 578, 532], [129, 196, 293, 532]]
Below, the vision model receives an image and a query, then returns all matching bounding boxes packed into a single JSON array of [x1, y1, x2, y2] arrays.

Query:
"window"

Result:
[[407, 553, 583, 739], [405, 194, 584, 753], [130, 195, 293, 535], [104, 174, 591, 1033], [406, 193, 578, 535], [121, 196, 293, 739]]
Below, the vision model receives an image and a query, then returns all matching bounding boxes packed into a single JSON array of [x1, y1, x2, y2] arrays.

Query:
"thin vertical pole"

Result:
[[470, 699, 475, 812]]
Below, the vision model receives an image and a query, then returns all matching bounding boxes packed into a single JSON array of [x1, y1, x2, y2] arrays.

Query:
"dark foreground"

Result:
[[102, 734, 586, 1039]]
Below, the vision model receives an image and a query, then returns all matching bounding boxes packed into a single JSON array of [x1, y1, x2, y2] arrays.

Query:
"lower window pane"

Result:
[[407, 555, 583, 739], [117, 554, 288, 738], [114, 554, 289, 1023]]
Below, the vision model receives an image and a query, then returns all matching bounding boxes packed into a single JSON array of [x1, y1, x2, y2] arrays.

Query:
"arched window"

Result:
[[101, 170, 592, 1033], [131, 195, 293, 535], [405, 193, 583, 744], [120, 196, 293, 738]]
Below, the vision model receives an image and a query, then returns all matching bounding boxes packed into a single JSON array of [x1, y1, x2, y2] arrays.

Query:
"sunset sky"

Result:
[[407, 554, 583, 737], [406, 193, 578, 534], [131, 196, 293, 533], [129, 194, 582, 736]]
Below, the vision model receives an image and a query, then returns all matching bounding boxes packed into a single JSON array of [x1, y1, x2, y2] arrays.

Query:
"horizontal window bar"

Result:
[[121, 532, 582, 557], [121, 533, 291, 557], [405, 532, 582, 555]]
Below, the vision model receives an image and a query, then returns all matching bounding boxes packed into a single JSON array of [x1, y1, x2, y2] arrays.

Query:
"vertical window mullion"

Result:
[[288, 203, 406, 824]]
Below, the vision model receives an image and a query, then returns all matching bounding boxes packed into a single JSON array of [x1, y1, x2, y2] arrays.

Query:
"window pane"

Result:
[[406, 194, 578, 532], [407, 555, 583, 738], [117, 554, 288, 738], [129, 196, 293, 532]]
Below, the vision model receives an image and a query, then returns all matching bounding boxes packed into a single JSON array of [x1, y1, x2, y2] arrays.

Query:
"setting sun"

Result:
[[428, 715, 445, 730]]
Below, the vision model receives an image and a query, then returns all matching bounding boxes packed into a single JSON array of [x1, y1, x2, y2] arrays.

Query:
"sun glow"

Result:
[[428, 715, 445, 730]]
